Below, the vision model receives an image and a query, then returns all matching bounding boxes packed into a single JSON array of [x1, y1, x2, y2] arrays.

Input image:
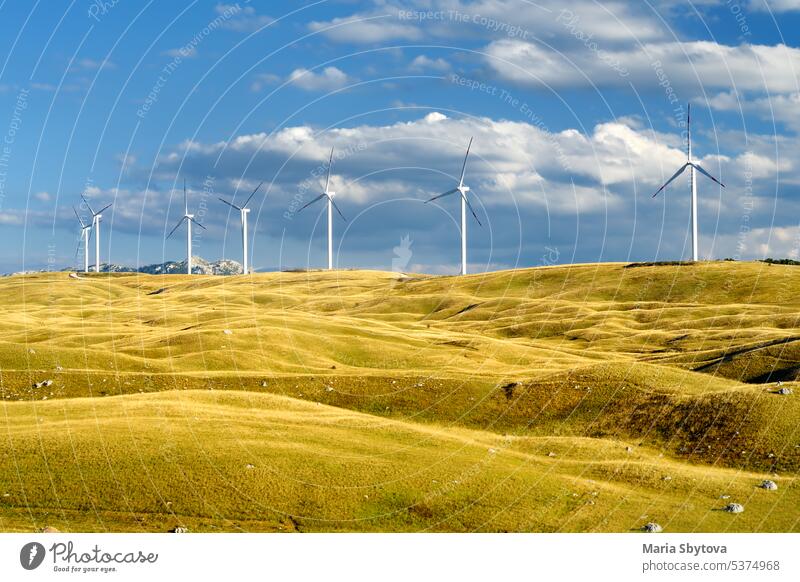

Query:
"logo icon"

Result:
[[20, 542, 46, 570]]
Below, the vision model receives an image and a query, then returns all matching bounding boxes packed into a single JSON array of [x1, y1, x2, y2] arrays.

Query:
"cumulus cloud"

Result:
[[409, 55, 451, 72], [287, 67, 353, 91], [308, 0, 666, 44], [485, 39, 800, 93]]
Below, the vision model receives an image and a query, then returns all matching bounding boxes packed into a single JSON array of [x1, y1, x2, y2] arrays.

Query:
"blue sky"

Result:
[[0, 0, 799, 273]]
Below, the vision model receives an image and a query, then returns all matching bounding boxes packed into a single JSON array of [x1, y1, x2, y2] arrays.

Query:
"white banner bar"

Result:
[[1, 533, 798, 581]]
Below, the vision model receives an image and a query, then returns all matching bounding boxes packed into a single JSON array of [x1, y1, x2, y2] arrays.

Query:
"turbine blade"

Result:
[[425, 188, 459, 203], [73, 206, 86, 228], [97, 203, 113, 215], [166, 217, 186, 240], [459, 137, 473, 186], [691, 162, 725, 188], [325, 147, 334, 193], [219, 197, 241, 211], [652, 163, 689, 198], [297, 193, 326, 212], [330, 196, 347, 222], [183, 179, 188, 215], [462, 192, 482, 227], [81, 195, 96, 215], [189, 217, 206, 230], [242, 181, 263, 208]]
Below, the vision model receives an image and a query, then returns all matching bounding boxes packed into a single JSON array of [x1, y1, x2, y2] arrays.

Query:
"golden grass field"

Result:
[[0, 261, 798, 532]]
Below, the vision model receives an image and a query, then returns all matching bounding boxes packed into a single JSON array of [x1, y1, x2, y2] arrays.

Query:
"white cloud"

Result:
[[409, 55, 451, 73], [748, 0, 800, 12], [308, 1, 666, 44], [485, 39, 800, 93], [705, 90, 800, 131], [163, 46, 197, 58], [308, 14, 422, 43], [215, 3, 274, 32], [250, 73, 281, 92], [287, 67, 353, 91], [72, 58, 115, 71], [34, 191, 51, 202]]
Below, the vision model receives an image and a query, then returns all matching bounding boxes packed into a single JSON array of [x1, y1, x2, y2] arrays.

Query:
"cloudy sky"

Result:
[[0, 0, 799, 273]]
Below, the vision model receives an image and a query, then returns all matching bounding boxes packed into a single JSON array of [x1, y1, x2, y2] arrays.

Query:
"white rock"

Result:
[[642, 523, 663, 533], [723, 503, 744, 514], [223, 329, 233, 335], [759, 480, 778, 491]]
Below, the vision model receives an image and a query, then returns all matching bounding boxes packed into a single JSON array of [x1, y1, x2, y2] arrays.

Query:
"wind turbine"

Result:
[[81, 195, 112, 273], [425, 137, 482, 275], [298, 147, 346, 270], [653, 104, 725, 262], [73, 206, 92, 273], [166, 180, 206, 274], [218, 181, 263, 275]]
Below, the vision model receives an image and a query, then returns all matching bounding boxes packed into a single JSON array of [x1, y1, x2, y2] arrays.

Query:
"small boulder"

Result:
[[642, 523, 662, 533], [777, 387, 793, 395], [223, 329, 233, 335], [759, 480, 778, 491], [723, 503, 744, 514], [37, 526, 60, 533], [169, 526, 188, 533]]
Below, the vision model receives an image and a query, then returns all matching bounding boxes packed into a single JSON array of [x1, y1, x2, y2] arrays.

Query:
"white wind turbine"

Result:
[[425, 137, 482, 275], [298, 147, 346, 270], [218, 181, 263, 275], [81, 195, 112, 273], [73, 206, 92, 273], [166, 180, 206, 274], [653, 104, 725, 261]]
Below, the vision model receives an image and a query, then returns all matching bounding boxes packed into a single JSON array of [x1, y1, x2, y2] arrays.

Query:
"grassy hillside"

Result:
[[0, 261, 798, 531]]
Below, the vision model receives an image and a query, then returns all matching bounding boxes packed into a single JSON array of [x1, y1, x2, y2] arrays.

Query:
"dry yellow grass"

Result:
[[0, 261, 798, 531]]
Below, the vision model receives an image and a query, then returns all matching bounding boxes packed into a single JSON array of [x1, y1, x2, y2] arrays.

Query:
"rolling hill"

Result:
[[0, 261, 798, 532]]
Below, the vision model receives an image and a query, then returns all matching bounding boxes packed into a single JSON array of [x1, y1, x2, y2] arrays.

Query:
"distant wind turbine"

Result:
[[73, 206, 92, 273], [652, 104, 725, 262], [167, 180, 206, 274], [218, 181, 263, 275], [298, 147, 346, 270], [81, 195, 112, 273], [425, 137, 482, 275]]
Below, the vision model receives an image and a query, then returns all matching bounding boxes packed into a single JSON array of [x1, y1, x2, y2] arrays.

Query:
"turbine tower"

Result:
[[167, 180, 206, 274], [73, 206, 92, 273], [81, 195, 112, 273], [298, 147, 346, 270], [425, 137, 482, 275], [218, 181, 263, 275], [653, 104, 725, 261]]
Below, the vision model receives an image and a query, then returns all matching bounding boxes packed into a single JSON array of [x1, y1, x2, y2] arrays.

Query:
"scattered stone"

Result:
[[625, 446, 633, 453], [260, 380, 268, 387], [245, 464, 255, 470], [642, 523, 663, 533], [488, 448, 498, 455], [38, 526, 60, 533], [55, 366, 63, 372], [759, 480, 778, 491], [777, 387, 793, 395], [723, 503, 744, 514], [662, 476, 672, 481], [324, 385, 334, 392], [223, 329, 233, 335], [547, 451, 556, 457], [169, 526, 188, 533], [28, 348, 35, 354], [720, 494, 731, 500]]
